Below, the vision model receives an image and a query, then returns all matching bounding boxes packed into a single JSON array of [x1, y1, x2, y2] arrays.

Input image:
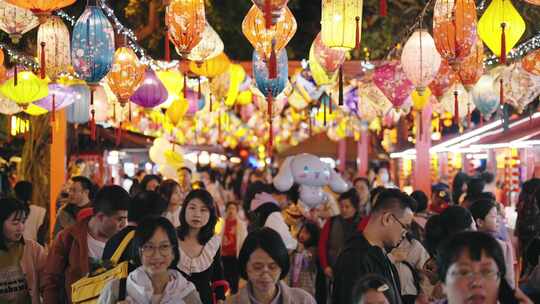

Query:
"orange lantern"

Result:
[[166, 0, 206, 57], [429, 60, 459, 97], [6, 0, 75, 19], [107, 47, 145, 106], [433, 0, 478, 66], [251, 0, 289, 27], [522, 49, 540, 76], [457, 37, 484, 87]]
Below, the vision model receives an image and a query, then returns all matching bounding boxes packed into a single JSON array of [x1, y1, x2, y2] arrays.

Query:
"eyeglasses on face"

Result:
[[140, 243, 173, 257]]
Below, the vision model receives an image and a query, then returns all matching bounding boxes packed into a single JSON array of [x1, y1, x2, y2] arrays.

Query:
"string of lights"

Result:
[[0, 43, 39, 70], [484, 32, 540, 66]]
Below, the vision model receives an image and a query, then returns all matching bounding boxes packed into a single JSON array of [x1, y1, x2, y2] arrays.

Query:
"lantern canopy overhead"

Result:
[[0, 0, 40, 44], [167, 0, 206, 57], [37, 15, 71, 80], [321, 0, 363, 50]]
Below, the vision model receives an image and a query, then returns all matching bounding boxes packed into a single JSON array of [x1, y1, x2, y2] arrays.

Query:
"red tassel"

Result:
[[453, 90, 459, 126], [268, 92, 273, 153], [323, 101, 327, 126], [183, 72, 188, 99], [14, 65, 18, 86], [500, 23, 507, 65], [329, 93, 333, 114], [338, 66, 344, 106], [355, 16, 361, 49], [128, 101, 132, 122], [165, 30, 171, 62], [40, 42, 46, 79], [52, 94, 56, 122], [269, 44, 277, 79], [380, 0, 387, 17], [264, 0, 272, 29], [499, 78, 504, 106]]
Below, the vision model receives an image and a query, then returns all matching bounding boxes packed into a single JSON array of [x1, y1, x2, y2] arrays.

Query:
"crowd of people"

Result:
[[0, 164, 540, 304]]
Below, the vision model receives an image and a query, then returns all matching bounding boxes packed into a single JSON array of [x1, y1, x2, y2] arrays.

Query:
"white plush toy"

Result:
[[273, 153, 349, 209]]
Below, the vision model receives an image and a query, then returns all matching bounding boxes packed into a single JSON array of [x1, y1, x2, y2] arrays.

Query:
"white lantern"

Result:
[[401, 29, 441, 94], [0, 0, 39, 43], [37, 15, 71, 80], [186, 22, 224, 64]]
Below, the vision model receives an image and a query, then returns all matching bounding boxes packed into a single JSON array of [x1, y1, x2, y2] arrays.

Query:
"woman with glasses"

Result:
[[227, 228, 316, 303], [98, 217, 201, 303], [436, 231, 531, 304]]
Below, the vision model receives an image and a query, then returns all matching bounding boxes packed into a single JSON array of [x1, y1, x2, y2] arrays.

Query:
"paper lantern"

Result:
[[471, 74, 499, 119], [0, 71, 49, 106], [0, 0, 39, 44], [401, 30, 441, 94], [251, 0, 289, 26], [189, 52, 230, 78], [433, 0, 477, 65], [440, 83, 474, 120], [499, 63, 540, 113], [309, 45, 338, 86], [524, 0, 540, 4], [92, 85, 109, 122], [242, 4, 297, 60], [478, 0, 525, 63], [237, 90, 253, 106], [186, 22, 224, 64], [5, 0, 75, 15], [357, 82, 392, 122], [457, 37, 484, 87], [166, 98, 188, 126], [130, 68, 168, 108], [71, 1, 115, 85], [107, 47, 145, 105], [183, 89, 204, 116], [411, 87, 433, 111], [521, 49, 540, 76], [24, 104, 48, 116], [34, 83, 76, 112], [224, 64, 246, 107], [156, 70, 184, 108], [429, 60, 459, 97], [373, 61, 415, 109], [0, 93, 21, 114], [166, 0, 206, 57], [312, 32, 346, 73], [37, 15, 70, 80], [321, 0, 363, 50], [253, 49, 288, 98], [66, 84, 91, 124]]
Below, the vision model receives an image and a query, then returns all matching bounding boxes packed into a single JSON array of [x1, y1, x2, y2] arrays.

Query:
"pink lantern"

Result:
[[312, 32, 346, 73], [401, 30, 441, 94], [373, 61, 415, 108], [92, 85, 110, 122]]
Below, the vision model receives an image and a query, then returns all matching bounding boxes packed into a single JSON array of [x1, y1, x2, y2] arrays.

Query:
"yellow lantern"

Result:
[[224, 64, 246, 107], [156, 70, 184, 108], [37, 15, 70, 80], [186, 22, 224, 64], [321, 0, 363, 50], [25, 103, 48, 116], [107, 47, 145, 105], [166, 98, 188, 126], [189, 52, 231, 78], [309, 45, 338, 86], [412, 87, 432, 111], [0, 72, 49, 106], [478, 0, 525, 63], [236, 90, 253, 105]]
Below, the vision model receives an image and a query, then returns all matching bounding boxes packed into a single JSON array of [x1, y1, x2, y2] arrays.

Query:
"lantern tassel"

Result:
[[338, 66, 344, 106], [116, 122, 122, 146], [52, 94, 56, 123], [380, 0, 387, 17], [500, 23, 507, 65], [198, 76, 201, 99], [165, 30, 171, 62], [40, 42, 46, 79], [355, 16, 361, 49], [90, 89, 96, 141], [14, 65, 17, 86], [268, 92, 273, 154], [264, 0, 272, 29], [129, 101, 132, 122], [323, 101, 327, 126], [210, 93, 213, 112], [269, 41, 277, 79], [419, 112, 423, 142], [329, 93, 333, 114], [183, 72, 188, 99], [453, 90, 459, 126]]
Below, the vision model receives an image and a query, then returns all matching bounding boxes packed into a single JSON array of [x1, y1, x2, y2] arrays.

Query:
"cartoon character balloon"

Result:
[[273, 153, 349, 209]]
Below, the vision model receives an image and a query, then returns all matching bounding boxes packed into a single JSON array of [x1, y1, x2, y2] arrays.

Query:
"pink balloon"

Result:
[[373, 61, 415, 108]]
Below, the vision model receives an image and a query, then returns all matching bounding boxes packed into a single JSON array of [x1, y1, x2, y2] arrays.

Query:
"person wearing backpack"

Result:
[[98, 217, 201, 303], [43, 185, 130, 304]]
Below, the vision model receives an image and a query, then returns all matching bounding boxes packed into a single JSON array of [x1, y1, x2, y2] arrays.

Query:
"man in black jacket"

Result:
[[332, 189, 416, 304]]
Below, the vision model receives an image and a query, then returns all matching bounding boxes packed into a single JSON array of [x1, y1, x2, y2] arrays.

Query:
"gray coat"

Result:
[[226, 281, 316, 304]]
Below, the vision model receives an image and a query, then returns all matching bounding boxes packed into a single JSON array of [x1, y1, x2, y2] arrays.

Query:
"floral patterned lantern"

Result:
[[457, 37, 484, 87], [66, 84, 91, 124], [130, 68, 168, 108], [5, 0, 75, 19], [253, 49, 288, 98], [166, 0, 206, 57], [373, 61, 415, 109], [521, 49, 540, 76], [0, 71, 49, 106], [433, 0, 477, 66], [478, 0, 525, 64], [440, 83, 474, 123], [309, 45, 338, 86], [0, 0, 39, 43], [37, 15, 70, 80], [107, 47, 145, 106], [471, 74, 500, 119], [251, 0, 289, 27], [429, 60, 459, 97], [358, 82, 392, 122], [187, 22, 224, 64], [321, 0, 364, 50], [401, 29, 442, 96], [312, 32, 346, 73], [499, 64, 540, 113]]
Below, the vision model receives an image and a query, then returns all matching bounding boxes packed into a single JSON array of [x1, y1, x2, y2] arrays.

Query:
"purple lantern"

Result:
[[344, 86, 359, 115], [130, 68, 168, 108], [34, 84, 76, 110], [184, 89, 205, 116]]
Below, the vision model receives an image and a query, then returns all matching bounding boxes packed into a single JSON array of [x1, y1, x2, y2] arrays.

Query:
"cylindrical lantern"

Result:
[[130, 68, 168, 108], [321, 0, 363, 50], [0, 71, 49, 106], [186, 22, 224, 64], [107, 47, 145, 105], [66, 84, 91, 124], [0, 0, 39, 43], [401, 29, 441, 94], [166, 0, 206, 57], [37, 15, 70, 80]]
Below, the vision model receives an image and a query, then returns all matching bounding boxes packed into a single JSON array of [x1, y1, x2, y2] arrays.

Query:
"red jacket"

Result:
[[43, 218, 91, 304]]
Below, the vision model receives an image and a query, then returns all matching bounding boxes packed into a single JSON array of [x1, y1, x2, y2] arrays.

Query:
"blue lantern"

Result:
[[71, 0, 115, 85], [471, 74, 500, 119], [253, 49, 288, 98], [66, 85, 91, 124]]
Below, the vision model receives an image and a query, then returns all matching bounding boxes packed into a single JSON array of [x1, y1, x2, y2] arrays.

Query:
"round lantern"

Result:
[[189, 52, 231, 78], [312, 32, 346, 73], [429, 60, 459, 97], [166, 0, 206, 57], [34, 83, 76, 112], [401, 30, 441, 94], [37, 15, 70, 80], [321, 0, 364, 50], [107, 47, 145, 105], [433, 0, 478, 65], [521, 49, 540, 76], [0, 71, 49, 106], [478, 0, 525, 64], [499, 63, 540, 113], [71, 0, 115, 85], [186, 22, 224, 64], [130, 68, 168, 108], [440, 83, 474, 120], [0, 0, 39, 44], [5, 0, 75, 17], [242, 4, 297, 60], [66, 84, 91, 124], [457, 37, 484, 87], [253, 49, 288, 98], [471, 74, 500, 119], [0, 93, 21, 114], [373, 61, 415, 109]]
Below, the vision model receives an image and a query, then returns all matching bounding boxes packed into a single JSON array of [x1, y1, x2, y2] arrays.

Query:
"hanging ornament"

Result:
[[5, 0, 74, 20], [321, 0, 364, 50], [457, 37, 484, 87], [34, 83, 76, 113], [130, 68, 168, 108], [186, 21, 224, 64], [0, 0, 39, 44], [440, 83, 474, 122], [166, 0, 206, 57], [411, 87, 433, 111], [253, 49, 288, 98], [429, 60, 459, 97], [156, 70, 184, 108], [471, 74, 500, 119], [373, 61, 415, 109], [357, 82, 392, 122], [37, 15, 70, 81], [224, 64, 246, 107], [499, 63, 540, 113], [0, 93, 22, 114], [309, 45, 338, 86], [107, 47, 145, 106], [92, 85, 109, 122], [433, 0, 478, 66], [189, 52, 231, 78], [0, 71, 49, 106], [478, 0, 525, 64], [521, 49, 540, 76], [312, 32, 346, 73], [66, 84, 91, 124], [251, 0, 289, 27], [166, 98, 188, 126]]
